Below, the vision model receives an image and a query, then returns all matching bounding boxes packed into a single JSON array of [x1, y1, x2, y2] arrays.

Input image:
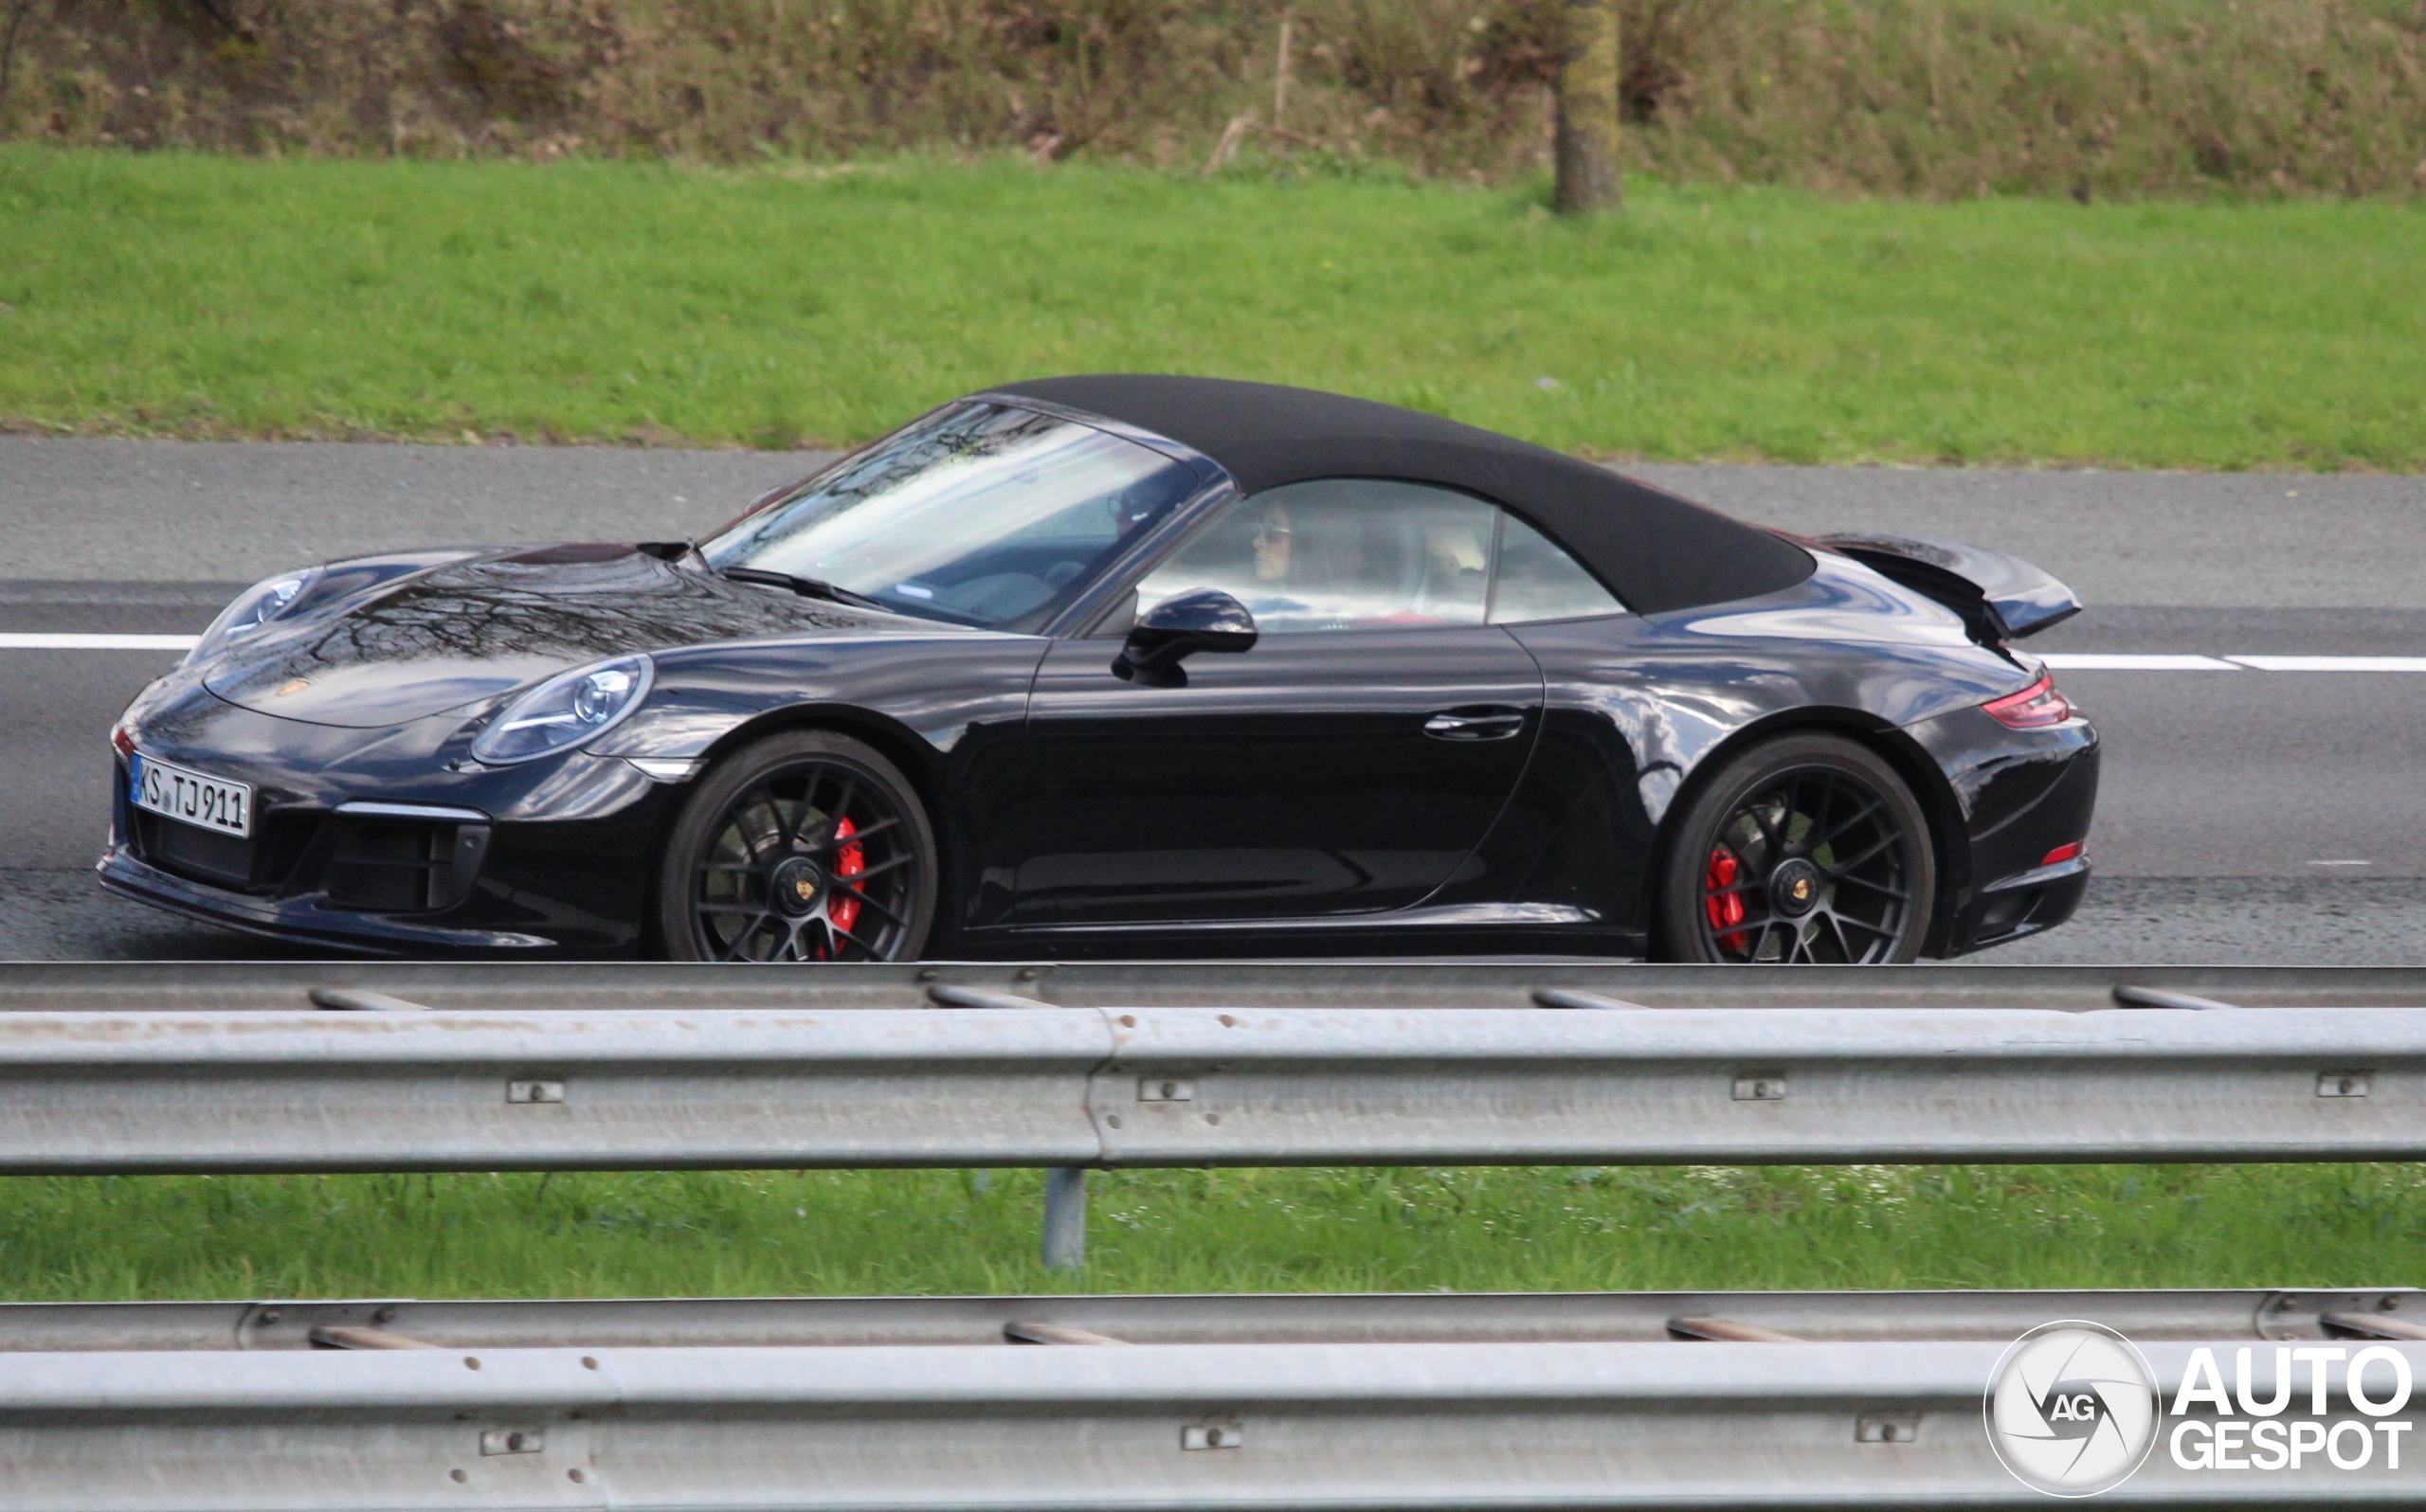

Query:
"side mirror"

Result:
[[1112, 589, 1258, 687]]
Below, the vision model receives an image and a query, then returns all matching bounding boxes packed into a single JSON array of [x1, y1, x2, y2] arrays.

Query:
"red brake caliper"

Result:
[[829, 815, 864, 935], [1704, 847, 1747, 953]]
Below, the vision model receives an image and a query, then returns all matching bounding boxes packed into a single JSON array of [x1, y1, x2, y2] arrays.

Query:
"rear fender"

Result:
[[1638, 708, 1972, 958]]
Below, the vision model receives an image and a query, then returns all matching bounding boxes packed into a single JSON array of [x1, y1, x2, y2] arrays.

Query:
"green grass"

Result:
[[3, 148, 2422, 469], [9, 1164, 2419, 1301]]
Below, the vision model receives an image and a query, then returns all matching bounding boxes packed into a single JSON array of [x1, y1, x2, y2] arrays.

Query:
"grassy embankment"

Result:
[[4, 147, 2423, 469], [9, 1162, 2424, 1301]]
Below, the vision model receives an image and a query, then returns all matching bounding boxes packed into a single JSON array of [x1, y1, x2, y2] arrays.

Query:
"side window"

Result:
[[1490, 513, 1627, 622], [1134, 478, 1496, 633]]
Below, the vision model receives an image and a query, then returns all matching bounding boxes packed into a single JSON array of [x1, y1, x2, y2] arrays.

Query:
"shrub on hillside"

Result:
[[1, 0, 2419, 194]]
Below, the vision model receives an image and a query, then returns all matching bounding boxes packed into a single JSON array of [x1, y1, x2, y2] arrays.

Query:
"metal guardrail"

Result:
[[7, 999, 2425, 1175], [6, 1287, 2415, 1351], [11, 961, 2426, 1266], [5, 960, 2426, 1013], [7, 1288, 2424, 1509], [9, 963, 2424, 1504]]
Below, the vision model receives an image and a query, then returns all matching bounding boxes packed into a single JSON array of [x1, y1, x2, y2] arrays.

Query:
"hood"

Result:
[[204, 544, 921, 728]]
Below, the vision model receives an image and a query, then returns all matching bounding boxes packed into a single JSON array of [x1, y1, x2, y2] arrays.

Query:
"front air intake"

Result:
[[320, 817, 490, 912]]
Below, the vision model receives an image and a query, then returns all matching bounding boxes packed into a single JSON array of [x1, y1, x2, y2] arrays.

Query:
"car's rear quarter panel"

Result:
[[1491, 555, 2081, 952]]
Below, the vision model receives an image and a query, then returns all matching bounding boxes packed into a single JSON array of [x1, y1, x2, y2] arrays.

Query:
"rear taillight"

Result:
[[2042, 841, 2084, 866], [1982, 673, 2073, 729]]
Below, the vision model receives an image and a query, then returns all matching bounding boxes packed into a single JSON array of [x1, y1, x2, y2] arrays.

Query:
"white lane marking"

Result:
[[0, 633, 199, 651], [2308, 859, 2374, 867], [2043, 654, 2426, 673], [2227, 655, 2426, 673], [2038, 653, 2238, 671]]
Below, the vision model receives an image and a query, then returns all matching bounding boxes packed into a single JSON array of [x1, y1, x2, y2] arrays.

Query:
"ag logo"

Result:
[[1985, 1323, 2160, 1497], [1787, 875, 1813, 904]]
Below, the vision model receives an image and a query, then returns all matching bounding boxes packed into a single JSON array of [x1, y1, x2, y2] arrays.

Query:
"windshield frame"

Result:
[[699, 398, 1229, 638]]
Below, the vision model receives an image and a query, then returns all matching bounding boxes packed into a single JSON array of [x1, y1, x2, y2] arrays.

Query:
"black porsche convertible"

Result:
[[103, 375, 2097, 963]]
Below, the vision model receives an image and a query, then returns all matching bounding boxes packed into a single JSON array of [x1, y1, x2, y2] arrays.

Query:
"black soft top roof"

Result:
[[993, 374, 1812, 616]]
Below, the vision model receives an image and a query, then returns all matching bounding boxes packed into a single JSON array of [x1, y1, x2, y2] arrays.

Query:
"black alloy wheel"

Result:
[[1653, 732, 1936, 964], [659, 730, 937, 963]]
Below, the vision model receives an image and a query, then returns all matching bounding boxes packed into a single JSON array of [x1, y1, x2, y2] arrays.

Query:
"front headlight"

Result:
[[183, 567, 324, 667], [471, 655, 655, 765]]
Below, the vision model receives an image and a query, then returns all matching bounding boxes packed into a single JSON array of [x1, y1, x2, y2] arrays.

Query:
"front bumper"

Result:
[[100, 778, 683, 955], [98, 846, 559, 955], [105, 686, 686, 954]]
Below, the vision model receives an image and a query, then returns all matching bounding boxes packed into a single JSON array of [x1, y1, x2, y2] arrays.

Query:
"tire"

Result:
[[658, 729, 938, 963], [1652, 732, 1936, 964]]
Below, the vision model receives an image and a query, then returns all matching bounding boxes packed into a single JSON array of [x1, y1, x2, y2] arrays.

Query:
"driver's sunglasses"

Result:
[[1254, 522, 1292, 544]]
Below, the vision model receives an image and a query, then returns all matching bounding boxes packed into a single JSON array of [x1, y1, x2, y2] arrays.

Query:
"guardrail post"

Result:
[[1041, 1167, 1087, 1270]]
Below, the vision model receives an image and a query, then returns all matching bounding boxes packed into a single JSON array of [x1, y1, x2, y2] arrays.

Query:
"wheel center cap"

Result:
[[1770, 858, 1824, 917], [769, 855, 827, 917]]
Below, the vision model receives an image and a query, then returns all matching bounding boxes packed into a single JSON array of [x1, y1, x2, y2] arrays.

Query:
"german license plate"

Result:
[[130, 754, 253, 838]]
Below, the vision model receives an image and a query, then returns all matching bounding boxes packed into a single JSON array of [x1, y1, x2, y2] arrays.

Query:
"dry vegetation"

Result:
[[2, 0, 2422, 195]]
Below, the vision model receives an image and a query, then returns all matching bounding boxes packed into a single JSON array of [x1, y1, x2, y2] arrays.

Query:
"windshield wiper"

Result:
[[717, 567, 890, 612]]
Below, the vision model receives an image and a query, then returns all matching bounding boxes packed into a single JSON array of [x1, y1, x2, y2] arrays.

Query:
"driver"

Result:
[[1252, 501, 1293, 582]]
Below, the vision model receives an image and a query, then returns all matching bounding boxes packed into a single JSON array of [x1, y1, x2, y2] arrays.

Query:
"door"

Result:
[[1002, 478, 1547, 928]]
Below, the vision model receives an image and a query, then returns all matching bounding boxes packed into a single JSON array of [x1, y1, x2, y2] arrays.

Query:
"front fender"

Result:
[[586, 632, 1048, 765], [581, 631, 1049, 942]]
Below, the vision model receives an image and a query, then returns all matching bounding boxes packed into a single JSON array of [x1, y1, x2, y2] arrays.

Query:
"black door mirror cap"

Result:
[[1112, 589, 1259, 687]]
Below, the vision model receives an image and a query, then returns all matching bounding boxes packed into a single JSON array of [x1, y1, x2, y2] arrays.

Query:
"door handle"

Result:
[[1422, 708, 1528, 742]]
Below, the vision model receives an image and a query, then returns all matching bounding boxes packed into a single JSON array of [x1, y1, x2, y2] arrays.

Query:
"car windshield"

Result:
[[701, 403, 1202, 629]]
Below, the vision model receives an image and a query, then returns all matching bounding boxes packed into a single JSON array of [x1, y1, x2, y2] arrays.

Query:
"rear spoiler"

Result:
[[1810, 532, 2082, 644]]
